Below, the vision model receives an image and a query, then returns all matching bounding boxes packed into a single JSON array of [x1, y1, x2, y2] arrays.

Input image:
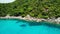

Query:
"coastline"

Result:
[[0, 15, 60, 24]]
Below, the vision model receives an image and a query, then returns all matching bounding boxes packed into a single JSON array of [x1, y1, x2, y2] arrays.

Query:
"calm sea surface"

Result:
[[0, 19, 60, 34]]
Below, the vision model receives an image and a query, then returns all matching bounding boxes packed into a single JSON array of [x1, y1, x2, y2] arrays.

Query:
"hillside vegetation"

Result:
[[0, 0, 60, 19]]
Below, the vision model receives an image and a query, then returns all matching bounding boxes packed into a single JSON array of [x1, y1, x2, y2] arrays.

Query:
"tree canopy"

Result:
[[0, 0, 60, 18]]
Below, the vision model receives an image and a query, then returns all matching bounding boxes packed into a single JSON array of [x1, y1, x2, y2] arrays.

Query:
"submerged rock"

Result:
[[20, 24, 26, 27]]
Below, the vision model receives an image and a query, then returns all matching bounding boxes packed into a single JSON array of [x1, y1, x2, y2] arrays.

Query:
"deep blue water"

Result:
[[0, 19, 60, 34]]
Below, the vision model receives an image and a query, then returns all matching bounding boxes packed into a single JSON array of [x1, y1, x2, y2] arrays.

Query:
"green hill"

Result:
[[0, 0, 60, 19]]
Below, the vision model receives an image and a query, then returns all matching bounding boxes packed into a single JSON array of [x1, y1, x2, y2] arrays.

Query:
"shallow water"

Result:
[[0, 19, 60, 34]]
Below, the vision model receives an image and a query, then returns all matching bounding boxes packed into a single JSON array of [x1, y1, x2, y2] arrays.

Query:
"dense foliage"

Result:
[[0, 0, 60, 18]]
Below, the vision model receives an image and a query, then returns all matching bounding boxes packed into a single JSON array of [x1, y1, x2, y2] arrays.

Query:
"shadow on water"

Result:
[[45, 23, 60, 29], [15, 19, 60, 29], [28, 21, 60, 29], [41, 22, 60, 29], [28, 21, 42, 26]]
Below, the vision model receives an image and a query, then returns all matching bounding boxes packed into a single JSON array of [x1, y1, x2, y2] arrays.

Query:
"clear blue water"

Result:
[[0, 19, 60, 34]]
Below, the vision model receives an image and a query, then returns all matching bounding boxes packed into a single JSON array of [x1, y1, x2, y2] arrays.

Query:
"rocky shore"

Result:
[[0, 15, 60, 24]]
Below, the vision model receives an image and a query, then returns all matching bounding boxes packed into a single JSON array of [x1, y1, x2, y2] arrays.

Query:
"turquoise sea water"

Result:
[[0, 19, 60, 34]]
